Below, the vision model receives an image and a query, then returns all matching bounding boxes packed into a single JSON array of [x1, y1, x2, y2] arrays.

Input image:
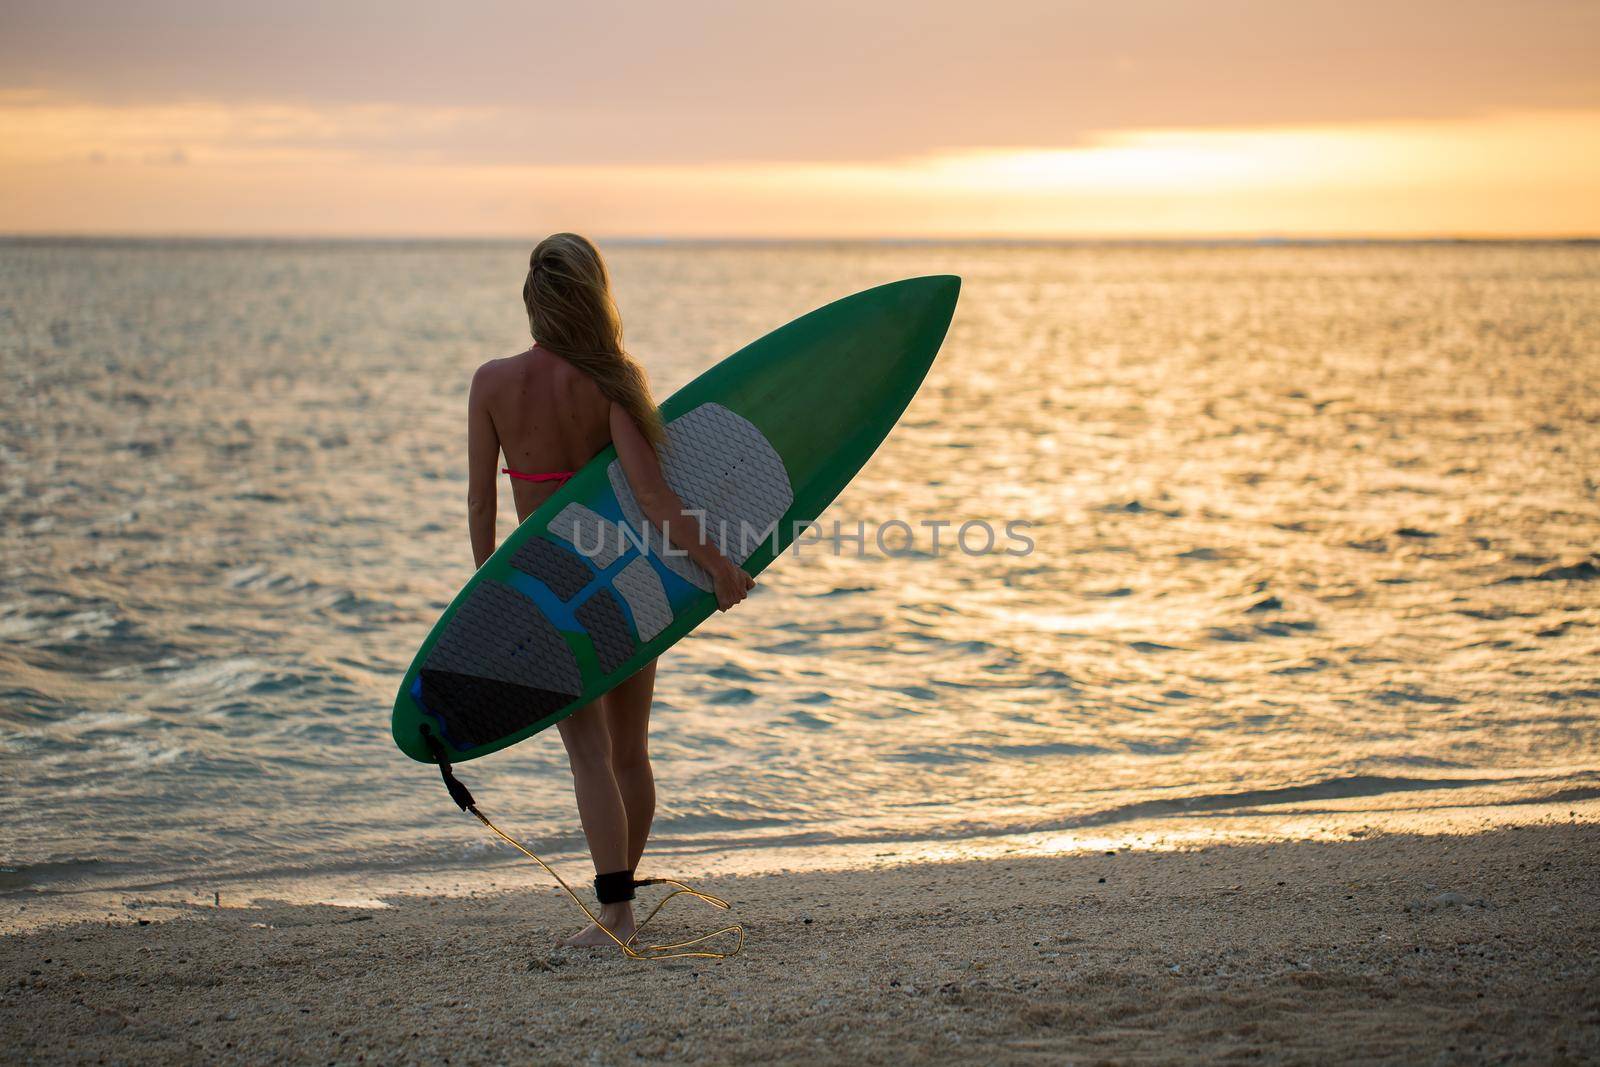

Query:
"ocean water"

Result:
[[2, 239, 1597, 925]]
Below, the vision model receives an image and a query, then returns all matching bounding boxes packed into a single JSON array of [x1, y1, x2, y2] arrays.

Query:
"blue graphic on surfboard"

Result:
[[408, 402, 793, 753]]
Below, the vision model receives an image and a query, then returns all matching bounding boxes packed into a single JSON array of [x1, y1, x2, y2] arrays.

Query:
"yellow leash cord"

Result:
[[419, 725, 742, 961], [471, 807, 744, 960]]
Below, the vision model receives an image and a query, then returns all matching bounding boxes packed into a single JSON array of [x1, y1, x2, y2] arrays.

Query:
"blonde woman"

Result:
[[466, 233, 754, 945]]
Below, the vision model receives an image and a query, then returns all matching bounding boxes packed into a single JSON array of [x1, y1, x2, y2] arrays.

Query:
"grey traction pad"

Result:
[[509, 536, 592, 600], [546, 503, 627, 569], [608, 402, 794, 590], [575, 589, 633, 675], [613, 557, 671, 641], [423, 582, 583, 696]]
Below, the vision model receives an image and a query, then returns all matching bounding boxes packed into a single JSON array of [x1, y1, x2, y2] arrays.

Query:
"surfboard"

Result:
[[392, 274, 960, 764]]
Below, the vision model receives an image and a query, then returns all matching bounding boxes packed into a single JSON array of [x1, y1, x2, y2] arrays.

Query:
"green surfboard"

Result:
[[392, 275, 960, 764]]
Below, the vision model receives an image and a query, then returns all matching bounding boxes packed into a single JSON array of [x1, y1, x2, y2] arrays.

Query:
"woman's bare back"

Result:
[[475, 346, 612, 520]]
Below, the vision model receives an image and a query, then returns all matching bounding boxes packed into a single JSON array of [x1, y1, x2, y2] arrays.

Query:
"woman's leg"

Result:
[[605, 659, 658, 872], [556, 700, 634, 944]]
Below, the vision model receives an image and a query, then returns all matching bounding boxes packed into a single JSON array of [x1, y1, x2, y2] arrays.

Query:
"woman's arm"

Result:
[[610, 402, 754, 611], [466, 365, 501, 569]]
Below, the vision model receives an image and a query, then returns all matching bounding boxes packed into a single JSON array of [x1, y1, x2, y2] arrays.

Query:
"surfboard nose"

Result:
[[922, 273, 962, 303], [852, 274, 961, 361], [889, 274, 962, 318], [888, 273, 961, 365]]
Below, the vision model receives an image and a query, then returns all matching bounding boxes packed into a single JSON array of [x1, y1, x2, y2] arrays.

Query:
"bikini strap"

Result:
[[502, 468, 576, 484]]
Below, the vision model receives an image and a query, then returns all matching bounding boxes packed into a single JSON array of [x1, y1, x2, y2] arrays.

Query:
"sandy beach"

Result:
[[5, 819, 1596, 1065]]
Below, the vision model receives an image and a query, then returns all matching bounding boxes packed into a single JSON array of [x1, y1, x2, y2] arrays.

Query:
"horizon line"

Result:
[[3, 232, 1599, 247]]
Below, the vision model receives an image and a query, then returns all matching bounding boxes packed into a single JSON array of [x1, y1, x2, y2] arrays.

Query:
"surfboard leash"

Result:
[[418, 724, 743, 961]]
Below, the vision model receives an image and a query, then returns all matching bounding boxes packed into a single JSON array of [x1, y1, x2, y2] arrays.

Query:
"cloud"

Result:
[[0, 0, 1596, 166], [0, 94, 495, 167], [2, 102, 1596, 237]]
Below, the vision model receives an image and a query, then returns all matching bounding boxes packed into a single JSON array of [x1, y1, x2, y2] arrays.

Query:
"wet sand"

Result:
[[4, 820, 1597, 1065]]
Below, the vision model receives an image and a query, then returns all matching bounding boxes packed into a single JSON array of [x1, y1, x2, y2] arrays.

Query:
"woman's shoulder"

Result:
[[470, 348, 546, 390], [472, 350, 523, 383], [472, 347, 606, 404]]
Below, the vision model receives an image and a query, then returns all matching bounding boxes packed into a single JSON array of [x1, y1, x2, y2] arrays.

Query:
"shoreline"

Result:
[[7, 795, 1597, 936], [5, 819, 1597, 1064]]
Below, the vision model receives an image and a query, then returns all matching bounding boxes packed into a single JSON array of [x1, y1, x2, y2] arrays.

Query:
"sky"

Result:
[[1, 0, 1597, 238]]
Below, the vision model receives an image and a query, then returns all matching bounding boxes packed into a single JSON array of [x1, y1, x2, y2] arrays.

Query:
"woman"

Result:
[[465, 233, 754, 946]]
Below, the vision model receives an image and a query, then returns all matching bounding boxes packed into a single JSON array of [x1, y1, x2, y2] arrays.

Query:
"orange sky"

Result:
[[2, 0, 1597, 238]]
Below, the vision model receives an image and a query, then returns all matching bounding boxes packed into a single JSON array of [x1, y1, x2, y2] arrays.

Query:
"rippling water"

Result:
[[2, 238, 1597, 923]]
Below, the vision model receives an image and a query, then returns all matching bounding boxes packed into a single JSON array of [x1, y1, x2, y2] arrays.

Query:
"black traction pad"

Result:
[[575, 589, 635, 675], [509, 536, 592, 601], [419, 669, 574, 749]]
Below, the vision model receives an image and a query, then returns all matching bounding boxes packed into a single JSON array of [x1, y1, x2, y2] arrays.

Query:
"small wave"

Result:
[[754, 639, 815, 655], [1455, 606, 1537, 620], [1534, 621, 1589, 639], [1209, 620, 1314, 642], [1371, 686, 1463, 707], [1497, 555, 1600, 583], [1026, 773, 1519, 831], [156, 657, 272, 695], [1123, 738, 1194, 755], [1094, 499, 1182, 517], [1271, 657, 1331, 675], [224, 565, 322, 593], [1351, 754, 1470, 771], [885, 747, 987, 766], [994, 741, 1110, 758], [0, 858, 110, 894], [65, 709, 152, 734], [1129, 641, 1185, 653], [1257, 619, 1317, 635]]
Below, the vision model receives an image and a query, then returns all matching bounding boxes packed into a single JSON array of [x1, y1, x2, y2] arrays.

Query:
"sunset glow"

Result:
[[1, 1, 1596, 238]]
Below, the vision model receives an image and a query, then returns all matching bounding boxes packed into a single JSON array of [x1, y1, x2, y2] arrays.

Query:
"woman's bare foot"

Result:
[[563, 902, 635, 947]]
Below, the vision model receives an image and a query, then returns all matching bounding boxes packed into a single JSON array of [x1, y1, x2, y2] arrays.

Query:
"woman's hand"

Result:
[[710, 557, 755, 612]]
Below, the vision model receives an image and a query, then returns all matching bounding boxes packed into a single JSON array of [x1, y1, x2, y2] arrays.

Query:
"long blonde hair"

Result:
[[523, 233, 664, 447]]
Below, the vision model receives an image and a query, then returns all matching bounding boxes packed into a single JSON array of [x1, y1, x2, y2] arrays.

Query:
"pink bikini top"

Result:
[[502, 467, 575, 486]]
